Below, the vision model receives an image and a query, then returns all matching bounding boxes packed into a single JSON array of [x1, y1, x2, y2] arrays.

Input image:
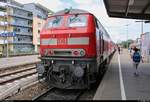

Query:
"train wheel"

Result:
[[98, 57, 103, 76], [46, 66, 53, 87], [99, 64, 103, 76], [101, 60, 108, 75], [86, 64, 91, 90]]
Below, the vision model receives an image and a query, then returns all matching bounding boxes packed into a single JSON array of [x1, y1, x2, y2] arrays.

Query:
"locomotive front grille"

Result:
[[44, 49, 86, 57], [54, 51, 72, 56]]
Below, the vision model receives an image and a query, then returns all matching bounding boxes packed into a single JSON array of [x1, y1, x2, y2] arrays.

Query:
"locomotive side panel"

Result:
[[37, 9, 115, 89], [40, 14, 96, 58], [38, 12, 98, 89]]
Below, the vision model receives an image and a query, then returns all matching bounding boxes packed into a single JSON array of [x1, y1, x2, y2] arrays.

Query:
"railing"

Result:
[[0, 11, 7, 16], [15, 32, 33, 36], [9, 13, 33, 20], [0, 30, 9, 33], [9, 22, 32, 28], [0, 2, 7, 7], [0, 21, 8, 26], [9, 41, 33, 44]]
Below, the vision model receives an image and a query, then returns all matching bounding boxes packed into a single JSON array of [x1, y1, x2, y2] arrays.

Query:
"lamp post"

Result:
[[5, 0, 8, 57], [135, 20, 145, 51], [4, 0, 9, 57], [125, 24, 130, 49], [3, 1, 8, 57], [135, 20, 144, 35]]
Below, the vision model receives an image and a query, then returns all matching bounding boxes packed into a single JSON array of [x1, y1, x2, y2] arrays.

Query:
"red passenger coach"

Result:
[[37, 9, 115, 89]]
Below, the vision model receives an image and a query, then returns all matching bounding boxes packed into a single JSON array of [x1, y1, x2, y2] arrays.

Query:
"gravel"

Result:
[[78, 85, 99, 100], [6, 81, 49, 100]]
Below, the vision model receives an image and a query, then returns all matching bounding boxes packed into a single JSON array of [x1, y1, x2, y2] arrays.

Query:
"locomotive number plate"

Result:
[[57, 38, 67, 45]]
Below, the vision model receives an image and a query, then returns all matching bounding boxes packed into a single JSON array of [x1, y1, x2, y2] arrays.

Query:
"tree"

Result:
[[120, 39, 134, 48]]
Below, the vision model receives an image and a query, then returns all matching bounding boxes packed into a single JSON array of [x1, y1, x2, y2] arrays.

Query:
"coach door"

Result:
[[100, 33, 104, 56], [97, 20, 104, 59]]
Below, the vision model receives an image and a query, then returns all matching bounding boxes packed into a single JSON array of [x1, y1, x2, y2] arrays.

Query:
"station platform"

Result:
[[93, 49, 150, 100], [0, 55, 40, 70]]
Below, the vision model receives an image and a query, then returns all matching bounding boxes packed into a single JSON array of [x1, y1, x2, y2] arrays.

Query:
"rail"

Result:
[[32, 87, 85, 100]]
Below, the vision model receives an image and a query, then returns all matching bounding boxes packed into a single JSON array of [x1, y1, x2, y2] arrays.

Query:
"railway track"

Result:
[[0, 65, 37, 85], [32, 87, 84, 100], [0, 64, 39, 100]]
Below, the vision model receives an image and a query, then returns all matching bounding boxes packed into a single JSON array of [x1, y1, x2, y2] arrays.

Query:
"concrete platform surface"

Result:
[[93, 49, 150, 100], [0, 55, 40, 69]]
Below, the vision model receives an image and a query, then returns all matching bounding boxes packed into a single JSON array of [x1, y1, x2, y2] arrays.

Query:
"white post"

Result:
[[141, 21, 143, 35], [6, 36, 8, 57], [6, 0, 8, 57]]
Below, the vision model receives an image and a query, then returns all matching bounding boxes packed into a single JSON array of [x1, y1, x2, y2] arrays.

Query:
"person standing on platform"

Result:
[[130, 47, 134, 57], [130, 48, 132, 53], [131, 47, 143, 76], [118, 46, 121, 54]]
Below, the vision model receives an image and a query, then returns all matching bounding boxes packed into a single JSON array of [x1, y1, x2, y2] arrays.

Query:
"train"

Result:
[[36, 9, 116, 89]]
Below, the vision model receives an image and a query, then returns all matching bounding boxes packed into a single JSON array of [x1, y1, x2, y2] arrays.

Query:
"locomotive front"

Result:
[[37, 9, 98, 89]]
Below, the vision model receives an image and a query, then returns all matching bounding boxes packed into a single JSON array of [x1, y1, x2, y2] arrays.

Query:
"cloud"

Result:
[[73, 0, 94, 5], [73, 0, 136, 42], [15, 0, 35, 4], [15, 0, 66, 12], [35, 0, 63, 12], [14, 0, 148, 42]]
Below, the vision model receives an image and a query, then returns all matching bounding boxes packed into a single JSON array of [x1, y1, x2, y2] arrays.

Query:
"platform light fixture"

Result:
[[129, 0, 134, 6], [135, 20, 144, 35], [126, 0, 134, 16]]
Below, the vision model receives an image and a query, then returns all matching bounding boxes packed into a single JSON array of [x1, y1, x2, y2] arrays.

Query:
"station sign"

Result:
[[0, 32, 16, 37]]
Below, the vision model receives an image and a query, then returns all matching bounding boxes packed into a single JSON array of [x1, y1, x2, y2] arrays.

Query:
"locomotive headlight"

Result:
[[73, 66, 84, 78], [73, 50, 79, 56], [80, 50, 85, 56], [72, 49, 86, 56], [48, 50, 54, 55]]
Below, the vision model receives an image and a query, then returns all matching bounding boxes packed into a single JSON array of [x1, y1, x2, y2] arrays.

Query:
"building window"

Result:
[[28, 21, 32, 25], [28, 12, 32, 17], [37, 14, 42, 19], [38, 30, 40, 34], [18, 28, 20, 32], [38, 23, 41, 28], [14, 27, 17, 32], [18, 38, 21, 41], [28, 29, 31, 33], [14, 27, 20, 32]]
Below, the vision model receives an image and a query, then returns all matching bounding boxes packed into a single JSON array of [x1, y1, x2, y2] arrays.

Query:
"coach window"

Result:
[[44, 16, 63, 29], [68, 15, 87, 27], [95, 18, 99, 28]]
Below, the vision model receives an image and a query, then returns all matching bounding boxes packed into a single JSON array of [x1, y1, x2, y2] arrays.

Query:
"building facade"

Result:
[[23, 3, 53, 53], [141, 32, 150, 62], [0, 0, 33, 56]]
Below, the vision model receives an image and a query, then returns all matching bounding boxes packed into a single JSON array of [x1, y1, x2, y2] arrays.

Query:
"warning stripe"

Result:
[[41, 37, 89, 45]]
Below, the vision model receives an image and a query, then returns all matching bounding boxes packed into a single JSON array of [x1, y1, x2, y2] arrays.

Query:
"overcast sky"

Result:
[[15, 0, 150, 43]]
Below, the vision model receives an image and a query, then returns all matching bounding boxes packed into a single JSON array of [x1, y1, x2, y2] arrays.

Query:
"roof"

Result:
[[103, 0, 150, 20], [8, 4, 32, 13], [52, 9, 90, 16], [11, 0, 23, 7], [24, 3, 53, 13], [35, 3, 53, 13]]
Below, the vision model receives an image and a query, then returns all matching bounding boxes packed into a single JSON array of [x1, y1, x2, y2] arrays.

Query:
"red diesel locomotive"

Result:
[[37, 9, 115, 89]]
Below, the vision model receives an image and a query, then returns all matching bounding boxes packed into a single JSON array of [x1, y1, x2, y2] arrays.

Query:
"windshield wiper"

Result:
[[70, 14, 79, 23], [52, 16, 61, 26]]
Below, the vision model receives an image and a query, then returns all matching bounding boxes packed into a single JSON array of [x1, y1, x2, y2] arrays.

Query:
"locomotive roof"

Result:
[[52, 9, 91, 16], [49, 9, 112, 42]]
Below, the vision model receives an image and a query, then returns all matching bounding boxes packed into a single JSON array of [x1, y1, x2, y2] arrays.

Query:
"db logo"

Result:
[[57, 38, 67, 45]]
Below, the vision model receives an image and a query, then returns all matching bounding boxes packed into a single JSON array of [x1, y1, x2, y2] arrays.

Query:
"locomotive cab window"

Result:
[[44, 16, 63, 29], [68, 15, 87, 27]]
